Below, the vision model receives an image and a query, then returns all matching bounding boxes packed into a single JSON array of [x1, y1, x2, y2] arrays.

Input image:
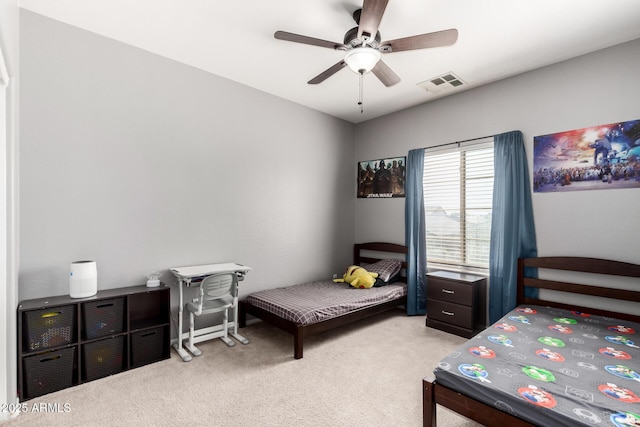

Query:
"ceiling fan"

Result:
[[274, 0, 458, 88]]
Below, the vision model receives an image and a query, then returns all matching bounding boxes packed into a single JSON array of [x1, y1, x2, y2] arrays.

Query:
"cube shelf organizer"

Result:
[[17, 284, 170, 400]]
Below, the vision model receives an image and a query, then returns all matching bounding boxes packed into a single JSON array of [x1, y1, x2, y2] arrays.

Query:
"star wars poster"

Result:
[[357, 156, 406, 198], [533, 119, 640, 193]]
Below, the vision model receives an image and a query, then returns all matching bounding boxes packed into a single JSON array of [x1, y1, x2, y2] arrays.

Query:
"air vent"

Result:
[[417, 72, 465, 94]]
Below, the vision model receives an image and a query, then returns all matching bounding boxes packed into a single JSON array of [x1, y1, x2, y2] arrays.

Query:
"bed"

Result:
[[238, 242, 408, 359], [422, 256, 640, 427]]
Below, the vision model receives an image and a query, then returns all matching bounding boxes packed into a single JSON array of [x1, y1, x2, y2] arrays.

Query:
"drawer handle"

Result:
[[97, 303, 114, 309], [41, 311, 62, 319], [442, 310, 455, 316], [441, 289, 455, 294]]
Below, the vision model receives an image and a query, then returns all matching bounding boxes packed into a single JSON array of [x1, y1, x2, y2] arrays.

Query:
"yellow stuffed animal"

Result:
[[333, 265, 378, 289]]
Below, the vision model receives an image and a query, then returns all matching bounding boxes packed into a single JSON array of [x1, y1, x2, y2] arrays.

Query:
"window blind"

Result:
[[423, 140, 494, 268]]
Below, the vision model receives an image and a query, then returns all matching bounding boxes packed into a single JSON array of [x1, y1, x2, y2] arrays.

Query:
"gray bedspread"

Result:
[[244, 280, 407, 325]]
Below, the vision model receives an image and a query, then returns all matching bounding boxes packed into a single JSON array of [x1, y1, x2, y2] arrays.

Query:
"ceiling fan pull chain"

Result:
[[358, 71, 364, 113]]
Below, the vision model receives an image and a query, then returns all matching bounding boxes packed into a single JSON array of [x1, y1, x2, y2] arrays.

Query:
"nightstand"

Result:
[[426, 271, 486, 338]]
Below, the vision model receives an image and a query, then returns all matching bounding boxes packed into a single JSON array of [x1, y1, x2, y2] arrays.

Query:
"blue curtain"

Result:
[[489, 130, 538, 324], [405, 148, 427, 315]]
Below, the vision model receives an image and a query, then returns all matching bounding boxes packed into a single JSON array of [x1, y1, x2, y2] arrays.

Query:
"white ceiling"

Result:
[[19, 0, 640, 124]]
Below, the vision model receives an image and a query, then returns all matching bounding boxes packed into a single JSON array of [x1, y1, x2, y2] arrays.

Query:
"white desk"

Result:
[[170, 262, 252, 362]]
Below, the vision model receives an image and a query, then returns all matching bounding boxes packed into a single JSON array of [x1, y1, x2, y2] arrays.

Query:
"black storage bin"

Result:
[[23, 347, 76, 399], [23, 305, 76, 353], [130, 326, 166, 368], [82, 298, 125, 339], [82, 336, 125, 381]]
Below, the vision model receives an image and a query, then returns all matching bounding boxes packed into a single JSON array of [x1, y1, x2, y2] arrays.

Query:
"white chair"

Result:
[[184, 272, 238, 356]]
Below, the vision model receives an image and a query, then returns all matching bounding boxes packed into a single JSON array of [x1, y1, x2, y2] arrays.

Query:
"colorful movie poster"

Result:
[[357, 156, 406, 198], [533, 119, 640, 192]]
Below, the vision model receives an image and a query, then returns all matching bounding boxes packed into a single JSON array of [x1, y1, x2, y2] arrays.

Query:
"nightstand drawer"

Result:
[[427, 277, 473, 305], [427, 299, 473, 329]]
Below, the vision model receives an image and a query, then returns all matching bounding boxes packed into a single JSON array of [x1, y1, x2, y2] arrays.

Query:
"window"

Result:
[[423, 139, 494, 269]]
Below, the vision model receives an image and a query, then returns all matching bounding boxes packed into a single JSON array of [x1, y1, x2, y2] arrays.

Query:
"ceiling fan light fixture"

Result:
[[344, 47, 381, 74]]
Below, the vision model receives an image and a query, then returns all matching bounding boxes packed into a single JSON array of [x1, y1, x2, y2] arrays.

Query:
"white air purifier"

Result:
[[69, 260, 97, 298]]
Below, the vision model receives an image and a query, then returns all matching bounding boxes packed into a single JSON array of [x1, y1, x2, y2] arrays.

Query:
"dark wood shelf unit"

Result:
[[17, 284, 171, 401]]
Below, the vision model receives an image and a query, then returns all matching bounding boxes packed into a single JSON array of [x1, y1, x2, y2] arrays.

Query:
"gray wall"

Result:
[[18, 10, 640, 310], [19, 10, 355, 302], [355, 38, 640, 266], [1, 0, 18, 417]]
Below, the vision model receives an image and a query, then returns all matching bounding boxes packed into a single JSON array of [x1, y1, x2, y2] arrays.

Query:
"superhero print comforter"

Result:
[[433, 305, 640, 427]]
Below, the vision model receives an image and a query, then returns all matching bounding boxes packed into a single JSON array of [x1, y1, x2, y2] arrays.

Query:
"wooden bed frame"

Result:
[[422, 256, 640, 427], [238, 242, 408, 359]]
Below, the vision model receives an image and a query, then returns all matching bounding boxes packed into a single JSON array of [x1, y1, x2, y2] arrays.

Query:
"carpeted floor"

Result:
[[6, 309, 482, 426]]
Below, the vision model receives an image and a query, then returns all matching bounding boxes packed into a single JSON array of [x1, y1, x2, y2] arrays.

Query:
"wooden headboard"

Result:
[[354, 242, 408, 273], [517, 256, 640, 322]]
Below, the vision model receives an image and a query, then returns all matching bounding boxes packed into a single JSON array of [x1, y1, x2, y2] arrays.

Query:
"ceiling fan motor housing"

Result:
[[344, 27, 381, 48]]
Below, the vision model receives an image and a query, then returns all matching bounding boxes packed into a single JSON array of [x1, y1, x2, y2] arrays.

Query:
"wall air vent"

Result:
[[417, 72, 465, 94]]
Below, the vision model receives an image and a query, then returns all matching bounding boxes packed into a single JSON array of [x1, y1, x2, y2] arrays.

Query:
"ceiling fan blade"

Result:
[[308, 61, 347, 84], [357, 0, 389, 41], [274, 31, 344, 50], [371, 60, 401, 87], [381, 29, 458, 52]]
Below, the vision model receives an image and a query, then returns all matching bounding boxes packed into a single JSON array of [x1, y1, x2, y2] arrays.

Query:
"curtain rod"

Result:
[[425, 134, 493, 151]]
